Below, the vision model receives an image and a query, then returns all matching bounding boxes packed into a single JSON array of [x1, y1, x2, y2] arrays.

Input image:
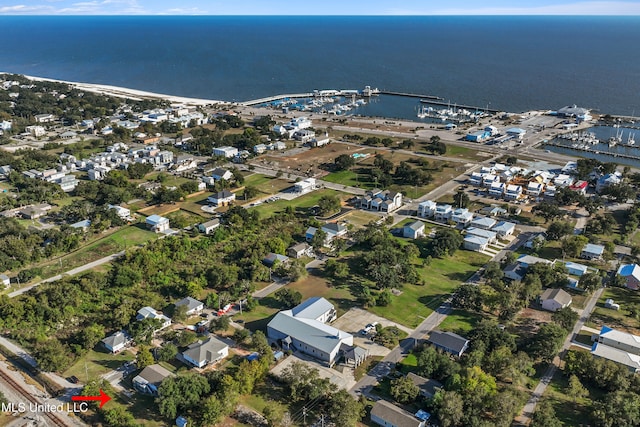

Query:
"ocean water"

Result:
[[1, 16, 639, 118]]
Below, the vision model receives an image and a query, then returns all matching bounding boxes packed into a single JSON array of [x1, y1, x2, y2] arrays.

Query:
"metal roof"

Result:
[[370, 400, 424, 427], [291, 297, 334, 320], [267, 311, 351, 355], [183, 337, 228, 365], [175, 297, 203, 312]]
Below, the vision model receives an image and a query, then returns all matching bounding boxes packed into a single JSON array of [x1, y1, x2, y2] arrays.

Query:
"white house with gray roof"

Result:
[[182, 337, 229, 368], [403, 221, 425, 239], [371, 400, 426, 427], [174, 297, 204, 316], [101, 331, 131, 353], [267, 297, 352, 366], [133, 364, 175, 395]]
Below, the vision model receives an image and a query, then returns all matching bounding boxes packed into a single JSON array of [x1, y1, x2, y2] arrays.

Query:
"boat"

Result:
[[609, 129, 623, 146], [627, 132, 636, 146]]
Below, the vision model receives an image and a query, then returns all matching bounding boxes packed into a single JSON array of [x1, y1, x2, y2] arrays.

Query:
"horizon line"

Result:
[[1, 13, 639, 16]]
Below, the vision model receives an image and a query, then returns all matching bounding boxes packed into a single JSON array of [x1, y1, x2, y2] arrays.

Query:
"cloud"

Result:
[[427, 1, 640, 15], [0, 4, 55, 13], [160, 7, 210, 15]]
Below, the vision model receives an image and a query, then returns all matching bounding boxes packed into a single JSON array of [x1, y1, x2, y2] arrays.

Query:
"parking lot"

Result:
[[332, 308, 413, 357]]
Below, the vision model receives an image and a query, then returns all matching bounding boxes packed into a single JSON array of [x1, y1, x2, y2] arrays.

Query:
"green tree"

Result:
[[33, 339, 69, 372], [334, 154, 355, 170], [157, 343, 178, 362], [317, 195, 341, 216], [453, 190, 470, 209], [552, 306, 579, 331], [531, 400, 562, 427], [547, 221, 574, 240], [433, 390, 464, 427], [325, 259, 349, 279], [310, 229, 327, 251], [274, 288, 303, 309], [591, 390, 640, 427], [429, 228, 463, 257], [561, 235, 589, 258], [157, 373, 211, 419], [243, 185, 259, 200], [580, 272, 602, 293], [529, 323, 566, 362], [102, 406, 137, 427], [136, 345, 154, 370], [327, 390, 364, 427], [390, 376, 420, 403], [566, 374, 588, 403], [80, 323, 106, 350]]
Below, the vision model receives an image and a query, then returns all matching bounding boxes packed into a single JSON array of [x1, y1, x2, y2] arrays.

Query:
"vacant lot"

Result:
[[438, 309, 485, 335], [368, 250, 489, 328], [250, 188, 349, 218], [341, 209, 381, 228], [259, 142, 370, 177], [589, 287, 640, 333], [63, 348, 135, 381]]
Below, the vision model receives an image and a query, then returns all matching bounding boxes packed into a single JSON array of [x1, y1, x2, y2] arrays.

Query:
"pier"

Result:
[[240, 93, 314, 106], [419, 99, 501, 114], [544, 140, 640, 161], [379, 90, 444, 101]]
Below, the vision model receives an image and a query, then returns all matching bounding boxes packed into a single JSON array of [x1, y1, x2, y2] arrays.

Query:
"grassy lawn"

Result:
[[444, 144, 488, 161], [323, 169, 374, 189], [354, 355, 383, 380], [243, 173, 293, 194], [180, 191, 216, 216], [288, 272, 358, 318], [589, 287, 640, 333], [233, 302, 279, 333], [398, 353, 418, 373], [250, 189, 349, 219], [342, 209, 381, 228], [438, 309, 485, 335], [63, 349, 135, 381], [368, 250, 489, 328], [574, 330, 594, 346]]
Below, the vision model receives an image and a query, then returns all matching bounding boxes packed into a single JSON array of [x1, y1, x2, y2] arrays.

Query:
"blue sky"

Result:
[[1, 0, 640, 15]]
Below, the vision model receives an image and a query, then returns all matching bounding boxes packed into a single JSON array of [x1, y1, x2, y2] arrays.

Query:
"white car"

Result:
[[361, 322, 379, 335]]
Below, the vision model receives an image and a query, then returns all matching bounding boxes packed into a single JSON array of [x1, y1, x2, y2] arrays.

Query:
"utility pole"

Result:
[[303, 406, 307, 426]]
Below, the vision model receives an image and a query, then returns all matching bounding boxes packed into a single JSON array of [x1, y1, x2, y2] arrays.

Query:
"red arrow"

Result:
[[71, 389, 111, 408]]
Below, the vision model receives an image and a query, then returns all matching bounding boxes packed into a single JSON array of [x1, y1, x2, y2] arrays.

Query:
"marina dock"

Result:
[[379, 90, 444, 101], [544, 140, 640, 162], [240, 93, 314, 106]]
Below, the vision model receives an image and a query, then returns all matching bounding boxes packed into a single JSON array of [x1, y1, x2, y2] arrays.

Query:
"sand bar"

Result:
[[1, 72, 230, 107]]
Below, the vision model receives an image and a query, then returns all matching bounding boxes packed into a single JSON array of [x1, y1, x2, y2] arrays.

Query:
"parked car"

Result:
[[361, 322, 379, 335]]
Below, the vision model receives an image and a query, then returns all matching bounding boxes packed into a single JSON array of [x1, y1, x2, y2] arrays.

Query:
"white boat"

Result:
[[627, 132, 636, 146], [609, 129, 623, 146]]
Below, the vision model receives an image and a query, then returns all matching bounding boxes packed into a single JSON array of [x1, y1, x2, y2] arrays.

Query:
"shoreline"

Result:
[[1, 72, 230, 107]]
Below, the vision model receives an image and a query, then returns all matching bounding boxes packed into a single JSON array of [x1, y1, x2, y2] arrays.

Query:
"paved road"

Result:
[[350, 302, 452, 397], [8, 250, 126, 298], [515, 286, 605, 426]]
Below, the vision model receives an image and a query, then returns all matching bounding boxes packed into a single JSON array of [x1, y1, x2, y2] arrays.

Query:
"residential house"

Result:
[[267, 297, 352, 366], [211, 168, 233, 181], [294, 129, 316, 143], [212, 146, 238, 158], [207, 190, 235, 206], [427, 331, 470, 357], [540, 288, 572, 312], [516, 254, 552, 268], [492, 221, 516, 238], [526, 181, 544, 197], [504, 263, 528, 281], [596, 172, 623, 193], [25, 125, 46, 137], [403, 221, 425, 239], [488, 181, 505, 197], [263, 253, 290, 268], [566, 261, 589, 277], [35, 113, 56, 123], [504, 184, 523, 200], [174, 297, 204, 316], [146, 215, 170, 233], [198, 219, 220, 235], [290, 297, 337, 324], [70, 219, 91, 232], [417, 200, 437, 218], [524, 233, 546, 249], [132, 364, 175, 396], [287, 242, 313, 259], [469, 172, 483, 186], [479, 206, 508, 217], [19, 205, 48, 219], [370, 400, 426, 427], [360, 189, 402, 213], [617, 264, 640, 290], [182, 337, 229, 368], [591, 342, 640, 373], [482, 174, 500, 188], [136, 307, 172, 330], [0, 274, 9, 287], [434, 204, 453, 222], [463, 235, 489, 252], [544, 185, 557, 198], [253, 143, 267, 154], [570, 180, 588, 195], [597, 326, 640, 356], [451, 208, 474, 227], [465, 227, 497, 244], [101, 331, 130, 353], [407, 372, 443, 399], [294, 178, 316, 193], [108, 205, 131, 220], [581, 243, 605, 260], [553, 174, 574, 187], [470, 216, 497, 230]]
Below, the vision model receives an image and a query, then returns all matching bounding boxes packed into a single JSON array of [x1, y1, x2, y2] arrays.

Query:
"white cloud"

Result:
[[0, 4, 55, 13], [428, 1, 640, 15], [160, 7, 209, 15]]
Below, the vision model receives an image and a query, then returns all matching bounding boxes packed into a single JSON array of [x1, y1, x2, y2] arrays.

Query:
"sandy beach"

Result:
[[3, 73, 230, 107]]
